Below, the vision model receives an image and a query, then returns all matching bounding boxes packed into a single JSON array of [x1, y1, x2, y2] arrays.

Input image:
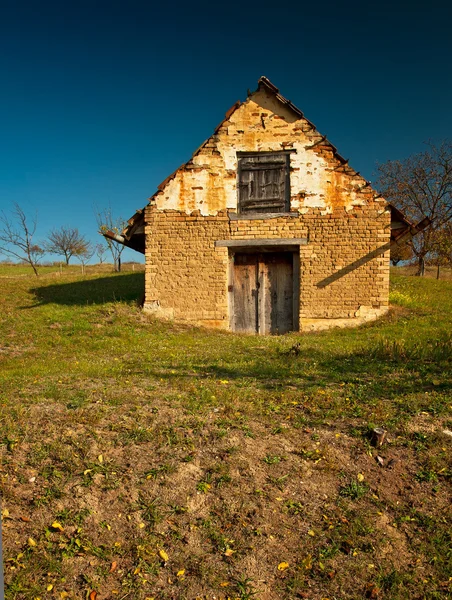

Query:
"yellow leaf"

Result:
[[28, 537, 37, 547], [47, 584, 53, 591], [308, 529, 315, 537], [159, 549, 169, 562], [83, 469, 92, 475], [224, 548, 235, 556], [1, 508, 9, 518], [98, 455, 103, 464], [133, 567, 140, 575], [177, 569, 185, 577], [220, 582, 230, 587], [357, 473, 364, 482], [138, 523, 145, 529], [278, 562, 289, 571], [60, 593, 69, 599], [51, 521, 64, 531]]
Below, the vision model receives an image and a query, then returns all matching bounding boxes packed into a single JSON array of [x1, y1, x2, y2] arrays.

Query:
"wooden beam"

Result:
[[215, 238, 308, 248], [229, 212, 300, 220]]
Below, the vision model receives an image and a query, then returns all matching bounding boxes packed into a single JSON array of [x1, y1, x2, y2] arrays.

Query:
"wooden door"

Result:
[[260, 253, 294, 334], [233, 254, 259, 333], [232, 253, 294, 334]]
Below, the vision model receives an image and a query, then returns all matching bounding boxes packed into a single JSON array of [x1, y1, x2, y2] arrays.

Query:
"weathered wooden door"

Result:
[[232, 253, 294, 334]]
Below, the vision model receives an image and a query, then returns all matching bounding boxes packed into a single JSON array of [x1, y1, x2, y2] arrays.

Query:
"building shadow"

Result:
[[316, 243, 391, 288], [29, 272, 145, 306]]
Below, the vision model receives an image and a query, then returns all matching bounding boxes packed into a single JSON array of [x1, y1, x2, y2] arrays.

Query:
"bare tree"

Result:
[[0, 203, 44, 276], [94, 243, 107, 264], [77, 242, 95, 275], [377, 141, 452, 275], [95, 206, 127, 272], [45, 227, 88, 265]]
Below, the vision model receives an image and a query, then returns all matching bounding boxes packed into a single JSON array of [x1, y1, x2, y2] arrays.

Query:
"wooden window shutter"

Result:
[[238, 152, 290, 214]]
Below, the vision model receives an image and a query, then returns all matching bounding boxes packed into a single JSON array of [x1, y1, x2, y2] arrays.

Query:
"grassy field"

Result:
[[0, 265, 451, 600]]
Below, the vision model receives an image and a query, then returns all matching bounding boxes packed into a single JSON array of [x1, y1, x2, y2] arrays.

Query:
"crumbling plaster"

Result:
[[154, 89, 367, 216]]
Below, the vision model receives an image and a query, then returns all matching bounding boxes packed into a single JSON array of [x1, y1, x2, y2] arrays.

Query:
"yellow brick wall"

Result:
[[144, 206, 391, 328]]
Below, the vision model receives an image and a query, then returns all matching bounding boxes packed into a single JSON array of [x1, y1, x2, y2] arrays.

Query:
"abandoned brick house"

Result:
[[106, 77, 420, 334]]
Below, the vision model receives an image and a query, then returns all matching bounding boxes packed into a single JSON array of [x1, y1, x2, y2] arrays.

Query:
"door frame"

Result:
[[228, 247, 300, 334]]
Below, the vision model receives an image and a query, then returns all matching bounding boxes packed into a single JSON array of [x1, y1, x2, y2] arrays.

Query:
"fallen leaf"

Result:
[[308, 529, 315, 537], [220, 582, 230, 587], [20, 516, 30, 522], [89, 592, 97, 600], [357, 473, 364, 482], [27, 537, 37, 547], [51, 521, 64, 532], [98, 455, 103, 464], [159, 549, 169, 562], [224, 548, 235, 556], [177, 569, 185, 577], [278, 562, 289, 571], [109, 561, 118, 573], [47, 584, 53, 591]]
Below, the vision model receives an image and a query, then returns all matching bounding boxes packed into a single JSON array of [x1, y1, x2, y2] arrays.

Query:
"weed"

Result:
[[137, 494, 163, 527], [339, 480, 369, 500], [263, 454, 282, 464], [415, 468, 438, 483], [234, 575, 258, 599], [267, 474, 289, 490], [285, 500, 304, 515]]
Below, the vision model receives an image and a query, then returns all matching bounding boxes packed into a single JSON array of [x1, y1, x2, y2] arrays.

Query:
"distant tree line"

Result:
[[0, 202, 127, 276]]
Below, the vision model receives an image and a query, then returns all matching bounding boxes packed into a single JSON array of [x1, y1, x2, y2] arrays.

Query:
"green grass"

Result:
[[0, 266, 451, 599]]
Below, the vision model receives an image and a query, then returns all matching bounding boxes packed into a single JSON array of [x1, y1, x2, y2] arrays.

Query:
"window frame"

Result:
[[237, 150, 293, 215]]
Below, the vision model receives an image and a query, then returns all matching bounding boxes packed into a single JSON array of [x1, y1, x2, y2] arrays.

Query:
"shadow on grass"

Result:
[[121, 338, 452, 409], [29, 272, 145, 306]]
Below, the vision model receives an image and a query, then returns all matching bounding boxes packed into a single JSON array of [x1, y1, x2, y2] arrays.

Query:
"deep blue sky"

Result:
[[1, 0, 451, 263]]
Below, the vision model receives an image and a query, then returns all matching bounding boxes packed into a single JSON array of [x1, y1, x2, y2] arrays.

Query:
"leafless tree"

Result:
[[377, 141, 452, 275], [95, 206, 127, 272], [94, 243, 107, 264], [0, 203, 44, 276], [45, 226, 88, 264], [77, 242, 95, 275]]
